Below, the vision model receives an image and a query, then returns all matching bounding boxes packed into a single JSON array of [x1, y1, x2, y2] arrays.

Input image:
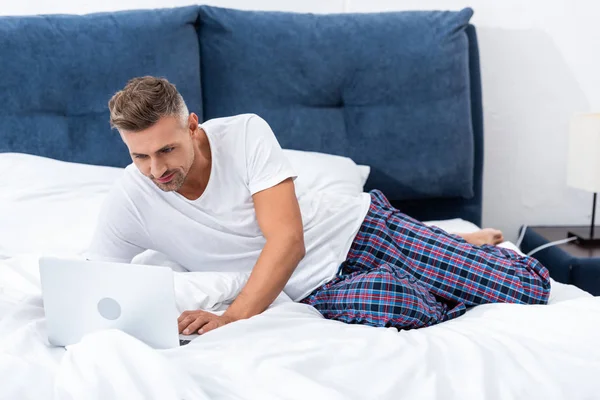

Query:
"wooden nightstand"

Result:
[[520, 226, 600, 296]]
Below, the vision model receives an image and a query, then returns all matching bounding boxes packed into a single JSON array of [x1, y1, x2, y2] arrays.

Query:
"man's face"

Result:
[[120, 115, 197, 192]]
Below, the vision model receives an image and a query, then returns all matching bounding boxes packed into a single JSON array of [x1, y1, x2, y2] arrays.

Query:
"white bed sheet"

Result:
[[1, 219, 599, 400]]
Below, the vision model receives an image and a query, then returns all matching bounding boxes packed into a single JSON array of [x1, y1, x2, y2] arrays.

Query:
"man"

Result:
[[87, 76, 550, 335]]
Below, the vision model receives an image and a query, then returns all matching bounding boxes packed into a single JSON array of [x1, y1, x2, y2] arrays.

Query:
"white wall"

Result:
[[1, 0, 596, 240]]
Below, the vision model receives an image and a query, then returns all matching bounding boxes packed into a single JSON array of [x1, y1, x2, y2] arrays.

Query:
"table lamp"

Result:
[[567, 113, 600, 246]]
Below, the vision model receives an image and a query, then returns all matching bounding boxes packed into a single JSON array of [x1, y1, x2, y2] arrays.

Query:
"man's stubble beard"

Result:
[[155, 147, 195, 193], [154, 170, 186, 192]]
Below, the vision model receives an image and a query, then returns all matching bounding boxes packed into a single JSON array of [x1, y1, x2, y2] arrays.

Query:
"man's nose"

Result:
[[151, 158, 167, 179]]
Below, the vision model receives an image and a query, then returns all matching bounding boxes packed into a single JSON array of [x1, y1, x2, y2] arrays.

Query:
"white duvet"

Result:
[[2, 221, 600, 400]]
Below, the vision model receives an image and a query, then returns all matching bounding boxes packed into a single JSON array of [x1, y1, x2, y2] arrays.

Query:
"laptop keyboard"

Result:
[[179, 333, 198, 346]]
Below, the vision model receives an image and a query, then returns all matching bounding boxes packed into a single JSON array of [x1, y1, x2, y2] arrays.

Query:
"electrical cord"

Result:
[[527, 236, 578, 257], [515, 225, 527, 249], [517, 224, 579, 257]]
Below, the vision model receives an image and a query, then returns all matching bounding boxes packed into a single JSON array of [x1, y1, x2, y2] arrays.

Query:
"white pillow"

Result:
[[0, 153, 123, 258], [282, 149, 370, 198]]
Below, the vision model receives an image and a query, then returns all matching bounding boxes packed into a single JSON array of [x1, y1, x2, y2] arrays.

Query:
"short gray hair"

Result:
[[108, 76, 189, 132]]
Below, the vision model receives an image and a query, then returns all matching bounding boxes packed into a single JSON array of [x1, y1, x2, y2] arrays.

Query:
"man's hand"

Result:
[[178, 310, 235, 335]]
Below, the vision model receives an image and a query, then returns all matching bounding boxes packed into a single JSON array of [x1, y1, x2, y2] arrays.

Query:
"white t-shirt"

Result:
[[85, 114, 371, 301]]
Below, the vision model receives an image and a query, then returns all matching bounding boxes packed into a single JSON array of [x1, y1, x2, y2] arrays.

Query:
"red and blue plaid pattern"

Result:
[[300, 190, 551, 329]]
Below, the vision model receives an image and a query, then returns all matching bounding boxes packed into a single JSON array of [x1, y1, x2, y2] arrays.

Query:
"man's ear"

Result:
[[187, 112, 199, 135]]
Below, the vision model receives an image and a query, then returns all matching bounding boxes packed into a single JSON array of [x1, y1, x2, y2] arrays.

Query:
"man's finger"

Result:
[[178, 315, 197, 333], [199, 320, 218, 335], [184, 316, 211, 335], [177, 310, 191, 323]]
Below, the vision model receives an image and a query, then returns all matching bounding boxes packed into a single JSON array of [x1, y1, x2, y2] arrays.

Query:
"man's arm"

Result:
[[226, 178, 305, 318], [84, 184, 148, 263], [178, 178, 305, 334]]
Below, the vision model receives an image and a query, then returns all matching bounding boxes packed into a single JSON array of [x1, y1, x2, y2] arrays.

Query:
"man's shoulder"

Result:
[[201, 113, 263, 134]]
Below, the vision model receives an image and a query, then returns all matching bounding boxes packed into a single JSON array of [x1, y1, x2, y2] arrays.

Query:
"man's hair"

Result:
[[108, 76, 189, 132]]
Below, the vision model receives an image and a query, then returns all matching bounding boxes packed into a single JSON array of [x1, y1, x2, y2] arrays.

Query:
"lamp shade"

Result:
[[567, 113, 600, 193]]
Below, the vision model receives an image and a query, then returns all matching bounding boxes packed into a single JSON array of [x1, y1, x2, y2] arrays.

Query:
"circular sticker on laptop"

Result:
[[97, 297, 121, 320]]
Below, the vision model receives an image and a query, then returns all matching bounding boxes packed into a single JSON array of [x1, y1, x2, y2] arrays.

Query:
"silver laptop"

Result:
[[39, 257, 196, 349]]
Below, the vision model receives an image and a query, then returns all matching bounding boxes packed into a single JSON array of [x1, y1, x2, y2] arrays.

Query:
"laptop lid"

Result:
[[39, 257, 180, 349]]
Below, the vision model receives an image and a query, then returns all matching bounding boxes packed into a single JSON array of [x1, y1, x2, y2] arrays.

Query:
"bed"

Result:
[[1, 5, 600, 400]]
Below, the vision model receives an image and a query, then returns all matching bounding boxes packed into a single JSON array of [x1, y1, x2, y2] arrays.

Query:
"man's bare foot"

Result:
[[457, 229, 504, 246]]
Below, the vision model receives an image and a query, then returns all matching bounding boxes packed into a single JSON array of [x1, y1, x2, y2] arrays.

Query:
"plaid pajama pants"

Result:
[[300, 190, 551, 330]]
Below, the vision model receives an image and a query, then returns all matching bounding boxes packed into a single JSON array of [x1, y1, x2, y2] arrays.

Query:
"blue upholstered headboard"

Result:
[[0, 6, 483, 226]]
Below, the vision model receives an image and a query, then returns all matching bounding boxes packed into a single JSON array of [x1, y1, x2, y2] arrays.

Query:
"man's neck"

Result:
[[177, 129, 211, 201]]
